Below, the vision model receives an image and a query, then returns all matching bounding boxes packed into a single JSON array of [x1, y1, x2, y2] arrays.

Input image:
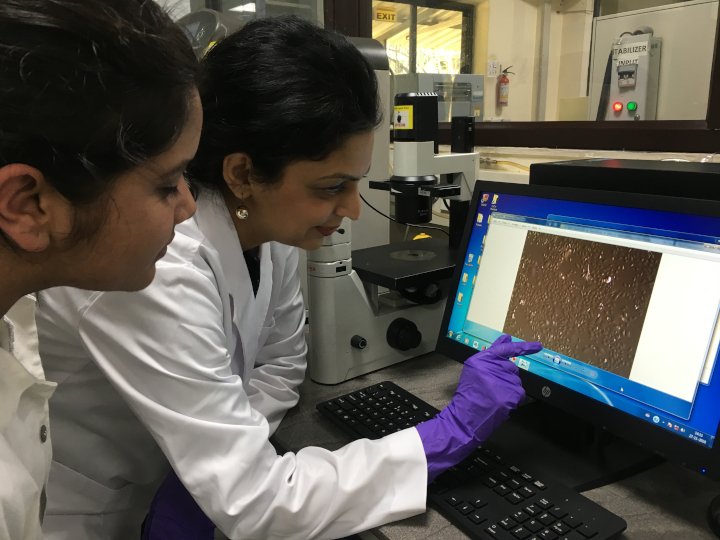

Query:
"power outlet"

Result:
[[487, 61, 500, 78]]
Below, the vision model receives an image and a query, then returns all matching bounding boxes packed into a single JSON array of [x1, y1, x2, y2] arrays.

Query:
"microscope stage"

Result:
[[352, 238, 456, 290]]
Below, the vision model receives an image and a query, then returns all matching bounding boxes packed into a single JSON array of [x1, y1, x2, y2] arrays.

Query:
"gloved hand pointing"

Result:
[[415, 334, 542, 482]]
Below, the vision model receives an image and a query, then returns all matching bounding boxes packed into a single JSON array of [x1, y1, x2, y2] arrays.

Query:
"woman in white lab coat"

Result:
[[0, 2, 200, 539], [37, 15, 541, 540]]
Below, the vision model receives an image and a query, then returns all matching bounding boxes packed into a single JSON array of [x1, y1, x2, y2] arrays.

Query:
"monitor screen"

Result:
[[437, 181, 720, 477]]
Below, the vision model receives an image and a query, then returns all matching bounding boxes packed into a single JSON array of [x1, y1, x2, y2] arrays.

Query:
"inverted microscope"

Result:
[[306, 93, 480, 384]]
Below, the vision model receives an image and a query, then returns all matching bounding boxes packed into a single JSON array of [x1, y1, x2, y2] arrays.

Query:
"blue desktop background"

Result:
[[446, 191, 720, 449]]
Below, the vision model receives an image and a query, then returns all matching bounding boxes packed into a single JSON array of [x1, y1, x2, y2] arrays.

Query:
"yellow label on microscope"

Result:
[[393, 105, 413, 130]]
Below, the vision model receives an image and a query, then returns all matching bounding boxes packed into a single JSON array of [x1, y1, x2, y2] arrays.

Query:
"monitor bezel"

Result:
[[436, 180, 720, 478]]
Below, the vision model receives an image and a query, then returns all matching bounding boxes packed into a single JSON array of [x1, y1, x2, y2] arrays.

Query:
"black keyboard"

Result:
[[316, 381, 627, 540]]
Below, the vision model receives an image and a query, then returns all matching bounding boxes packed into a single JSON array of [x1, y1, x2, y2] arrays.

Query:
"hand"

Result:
[[416, 334, 542, 482], [454, 333, 542, 429]]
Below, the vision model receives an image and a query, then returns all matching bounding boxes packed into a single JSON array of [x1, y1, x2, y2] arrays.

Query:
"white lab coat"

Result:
[[0, 295, 55, 540], [37, 191, 427, 540]]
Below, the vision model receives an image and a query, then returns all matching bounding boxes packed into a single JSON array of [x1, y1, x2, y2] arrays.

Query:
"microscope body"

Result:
[[306, 222, 448, 385], [306, 92, 479, 385]]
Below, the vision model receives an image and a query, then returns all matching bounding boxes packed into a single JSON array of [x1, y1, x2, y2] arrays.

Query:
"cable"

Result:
[[493, 160, 531, 172], [360, 193, 450, 237]]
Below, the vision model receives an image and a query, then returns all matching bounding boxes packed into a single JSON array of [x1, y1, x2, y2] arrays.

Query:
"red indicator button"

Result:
[[612, 102, 623, 112]]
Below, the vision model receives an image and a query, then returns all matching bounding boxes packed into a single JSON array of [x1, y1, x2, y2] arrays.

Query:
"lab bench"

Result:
[[274, 352, 720, 540]]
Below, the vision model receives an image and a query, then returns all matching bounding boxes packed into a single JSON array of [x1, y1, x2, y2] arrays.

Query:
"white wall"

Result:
[[482, 0, 546, 121]]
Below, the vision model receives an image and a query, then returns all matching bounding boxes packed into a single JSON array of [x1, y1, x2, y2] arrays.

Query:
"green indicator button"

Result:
[[627, 101, 638, 112]]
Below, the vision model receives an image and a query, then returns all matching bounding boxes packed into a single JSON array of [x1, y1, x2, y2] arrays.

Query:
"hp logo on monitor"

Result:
[[541, 386, 552, 398]]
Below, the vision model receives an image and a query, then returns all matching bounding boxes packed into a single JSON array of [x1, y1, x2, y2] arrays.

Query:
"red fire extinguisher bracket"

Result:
[[496, 66, 514, 107]]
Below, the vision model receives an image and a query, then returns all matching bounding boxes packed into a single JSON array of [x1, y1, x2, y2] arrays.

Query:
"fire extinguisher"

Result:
[[496, 66, 514, 107]]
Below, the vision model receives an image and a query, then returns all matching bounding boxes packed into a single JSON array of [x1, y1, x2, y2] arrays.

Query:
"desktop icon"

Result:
[[448, 331, 453, 338], [457, 292, 464, 303], [472, 340, 479, 348], [462, 273, 469, 283], [464, 338, 470, 344], [476, 213, 484, 225], [481, 193, 490, 203], [517, 358, 530, 370], [467, 253, 474, 263], [492, 194, 500, 204], [652, 415, 660, 424]]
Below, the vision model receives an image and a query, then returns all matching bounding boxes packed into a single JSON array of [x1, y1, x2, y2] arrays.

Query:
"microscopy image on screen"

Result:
[[503, 231, 661, 378]]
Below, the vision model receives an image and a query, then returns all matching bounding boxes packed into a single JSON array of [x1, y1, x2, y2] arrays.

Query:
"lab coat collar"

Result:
[[0, 295, 55, 429], [192, 191, 273, 363]]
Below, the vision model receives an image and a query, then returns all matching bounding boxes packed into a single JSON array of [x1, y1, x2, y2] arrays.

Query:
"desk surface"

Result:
[[274, 353, 720, 540]]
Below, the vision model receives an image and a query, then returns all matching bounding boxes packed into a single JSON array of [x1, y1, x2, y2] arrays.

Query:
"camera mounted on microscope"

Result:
[[369, 92, 461, 225]]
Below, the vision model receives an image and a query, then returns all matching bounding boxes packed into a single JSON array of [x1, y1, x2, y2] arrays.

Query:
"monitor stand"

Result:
[[708, 494, 720, 538], [485, 399, 664, 492]]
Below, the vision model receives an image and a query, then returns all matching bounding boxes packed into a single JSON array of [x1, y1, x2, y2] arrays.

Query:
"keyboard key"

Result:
[[563, 515, 582, 528], [499, 517, 518, 530], [537, 497, 553, 509], [537, 512, 556, 526], [458, 503, 475, 515], [483, 475, 500, 488], [525, 519, 543, 533], [577, 524, 598, 538], [505, 492, 525, 504], [494, 484, 511, 496], [519, 486, 536, 498], [511, 526, 531, 539], [337, 398, 353, 410], [549, 506, 568, 520], [445, 496, 461, 506], [473, 498, 489, 509], [538, 530, 558, 540], [468, 512, 487, 525], [559, 532, 586, 540], [551, 522, 571, 536], [511, 510, 529, 523], [524, 504, 541, 516]]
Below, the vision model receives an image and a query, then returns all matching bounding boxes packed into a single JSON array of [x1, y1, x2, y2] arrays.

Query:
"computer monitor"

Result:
[[436, 180, 720, 479]]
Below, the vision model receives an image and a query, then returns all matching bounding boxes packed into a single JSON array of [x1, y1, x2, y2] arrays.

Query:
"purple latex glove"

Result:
[[416, 334, 542, 482], [141, 470, 215, 540]]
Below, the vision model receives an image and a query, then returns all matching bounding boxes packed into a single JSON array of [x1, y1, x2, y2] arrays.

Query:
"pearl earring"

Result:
[[235, 205, 249, 220]]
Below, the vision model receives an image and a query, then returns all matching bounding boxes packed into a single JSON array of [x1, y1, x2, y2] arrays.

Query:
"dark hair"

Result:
[[188, 15, 381, 190], [0, 0, 199, 204]]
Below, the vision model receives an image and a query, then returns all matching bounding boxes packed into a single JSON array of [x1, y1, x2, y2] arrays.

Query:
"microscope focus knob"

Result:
[[386, 318, 422, 351], [350, 335, 367, 349]]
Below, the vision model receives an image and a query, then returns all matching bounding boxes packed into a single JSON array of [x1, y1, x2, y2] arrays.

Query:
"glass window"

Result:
[[373, 1, 470, 74], [192, 0, 323, 25], [373, 2, 465, 74]]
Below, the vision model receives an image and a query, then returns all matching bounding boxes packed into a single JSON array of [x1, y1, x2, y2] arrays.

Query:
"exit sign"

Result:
[[375, 8, 396, 22]]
